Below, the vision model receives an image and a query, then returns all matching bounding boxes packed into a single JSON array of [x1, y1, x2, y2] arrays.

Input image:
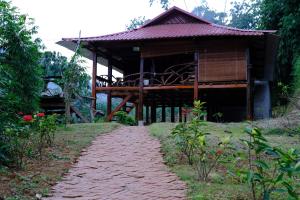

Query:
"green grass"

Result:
[[0, 122, 120, 200], [149, 122, 300, 200]]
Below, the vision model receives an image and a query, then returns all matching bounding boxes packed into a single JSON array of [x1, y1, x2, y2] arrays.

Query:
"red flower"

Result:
[[37, 113, 45, 117], [216, 149, 223, 156], [23, 115, 33, 122], [18, 112, 24, 115]]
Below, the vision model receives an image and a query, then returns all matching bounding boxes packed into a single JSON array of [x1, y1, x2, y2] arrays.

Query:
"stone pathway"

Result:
[[45, 126, 186, 200]]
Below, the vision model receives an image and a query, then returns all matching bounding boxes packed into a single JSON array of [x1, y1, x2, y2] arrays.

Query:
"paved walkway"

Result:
[[45, 126, 186, 200]]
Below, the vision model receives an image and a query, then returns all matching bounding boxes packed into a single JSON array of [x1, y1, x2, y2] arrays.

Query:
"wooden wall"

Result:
[[140, 39, 248, 83], [199, 45, 247, 82]]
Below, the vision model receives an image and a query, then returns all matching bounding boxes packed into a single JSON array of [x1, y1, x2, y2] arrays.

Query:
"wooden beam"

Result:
[[138, 58, 144, 124], [194, 51, 199, 100], [107, 94, 132, 121], [96, 83, 247, 92], [107, 60, 113, 116], [91, 51, 97, 111]]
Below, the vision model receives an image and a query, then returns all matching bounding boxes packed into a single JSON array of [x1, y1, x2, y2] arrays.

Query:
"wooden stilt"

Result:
[[107, 60, 112, 119], [161, 104, 166, 122], [246, 49, 253, 120], [146, 105, 149, 124], [151, 103, 156, 123], [91, 51, 97, 112], [138, 58, 144, 126], [179, 106, 182, 122], [171, 106, 175, 122], [194, 51, 199, 100]]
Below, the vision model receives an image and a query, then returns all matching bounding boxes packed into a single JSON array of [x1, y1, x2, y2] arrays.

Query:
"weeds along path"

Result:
[[44, 126, 186, 200]]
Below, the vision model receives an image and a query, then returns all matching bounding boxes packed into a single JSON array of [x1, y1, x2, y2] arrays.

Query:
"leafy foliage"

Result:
[[192, 0, 227, 25], [0, 0, 43, 129], [240, 126, 300, 200], [149, 0, 170, 10], [172, 100, 232, 181], [229, 0, 262, 29], [114, 111, 136, 126], [41, 51, 67, 77], [260, 0, 300, 82], [126, 16, 147, 30]]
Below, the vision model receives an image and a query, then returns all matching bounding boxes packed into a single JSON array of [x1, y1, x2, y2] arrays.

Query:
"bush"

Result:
[[171, 100, 232, 181], [0, 113, 58, 168], [239, 126, 300, 200], [114, 111, 136, 125]]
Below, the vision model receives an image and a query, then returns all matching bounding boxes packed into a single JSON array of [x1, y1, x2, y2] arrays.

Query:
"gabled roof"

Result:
[[61, 6, 276, 43]]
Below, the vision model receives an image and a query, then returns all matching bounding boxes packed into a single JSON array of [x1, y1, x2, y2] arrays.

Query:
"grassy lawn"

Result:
[[149, 122, 300, 200], [0, 122, 120, 200]]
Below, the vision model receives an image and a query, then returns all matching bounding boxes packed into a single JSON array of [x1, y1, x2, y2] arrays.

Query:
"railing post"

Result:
[[138, 57, 144, 126], [194, 50, 199, 100]]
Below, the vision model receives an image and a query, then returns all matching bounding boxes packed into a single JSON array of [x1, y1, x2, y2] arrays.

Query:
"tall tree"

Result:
[[192, 1, 227, 25], [126, 16, 147, 30], [229, 0, 262, 29], [0, 0, 43, 128], [260, 0, 300, 83], [149, 0, 169, 10]]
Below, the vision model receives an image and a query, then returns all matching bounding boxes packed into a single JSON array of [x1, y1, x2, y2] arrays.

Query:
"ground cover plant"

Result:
[[149, 102, 300, 200], [0, 122, 120, 199]]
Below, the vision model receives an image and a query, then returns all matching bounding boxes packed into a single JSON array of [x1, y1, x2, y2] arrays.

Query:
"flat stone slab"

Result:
[[44, 126, 186, 200]]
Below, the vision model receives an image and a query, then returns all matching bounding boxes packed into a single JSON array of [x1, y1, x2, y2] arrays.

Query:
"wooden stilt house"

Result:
[[58, 6, 278, 123]]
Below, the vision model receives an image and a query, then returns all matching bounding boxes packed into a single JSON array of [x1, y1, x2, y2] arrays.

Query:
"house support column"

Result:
[[107, 59, 112, 121], [161, 104, 166, 122], [151, 103, 156, 123], [146, 105, 149, 124], [138, 58, 144, 126], [91, 51, 97, 112], [194, 50, 199, 100], [171, 106, 175, 122], [246, 49, 253, 120], [179, 106, 182, 122]]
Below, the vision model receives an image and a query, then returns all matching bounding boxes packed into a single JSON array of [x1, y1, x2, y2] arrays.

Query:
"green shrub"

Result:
[[239, 126, 300, 200], [171, 100, 232, 181], [114, 111, 136, 126]]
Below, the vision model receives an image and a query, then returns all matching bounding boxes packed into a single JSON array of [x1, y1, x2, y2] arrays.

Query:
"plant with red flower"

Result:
[[23, 115, 33, 122], [18, 112, 24, 115], [216, 149, 223, 156], [37, 113, 45, 117]]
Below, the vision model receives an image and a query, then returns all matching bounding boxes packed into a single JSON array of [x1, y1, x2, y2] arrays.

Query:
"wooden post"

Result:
[[161, 104, 166, 122], [246, 49, 253, 120], [194, 51, 199, 100], [146, 105, 149, 124], [171, 106, 175, 122], [179, 106, 182, 122], [107, 59, 112, 120], [150, 60, 155, 86], [91, 51, 97, 112], [151, 103, 156, 123], [138, 58, 144, 126]]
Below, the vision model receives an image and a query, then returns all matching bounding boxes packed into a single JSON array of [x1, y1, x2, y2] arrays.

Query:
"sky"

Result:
[[11, 0, 233, 76]]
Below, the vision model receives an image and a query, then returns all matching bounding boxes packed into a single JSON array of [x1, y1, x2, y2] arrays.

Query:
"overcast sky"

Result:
[[12, 0, 233, 76]]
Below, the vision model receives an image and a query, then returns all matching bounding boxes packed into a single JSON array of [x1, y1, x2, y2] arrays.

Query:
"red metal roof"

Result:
[[62, 6, 276, 43]]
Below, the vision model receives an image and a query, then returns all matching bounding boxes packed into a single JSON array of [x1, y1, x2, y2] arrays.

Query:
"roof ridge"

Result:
[[211, 23, 276, 33]]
